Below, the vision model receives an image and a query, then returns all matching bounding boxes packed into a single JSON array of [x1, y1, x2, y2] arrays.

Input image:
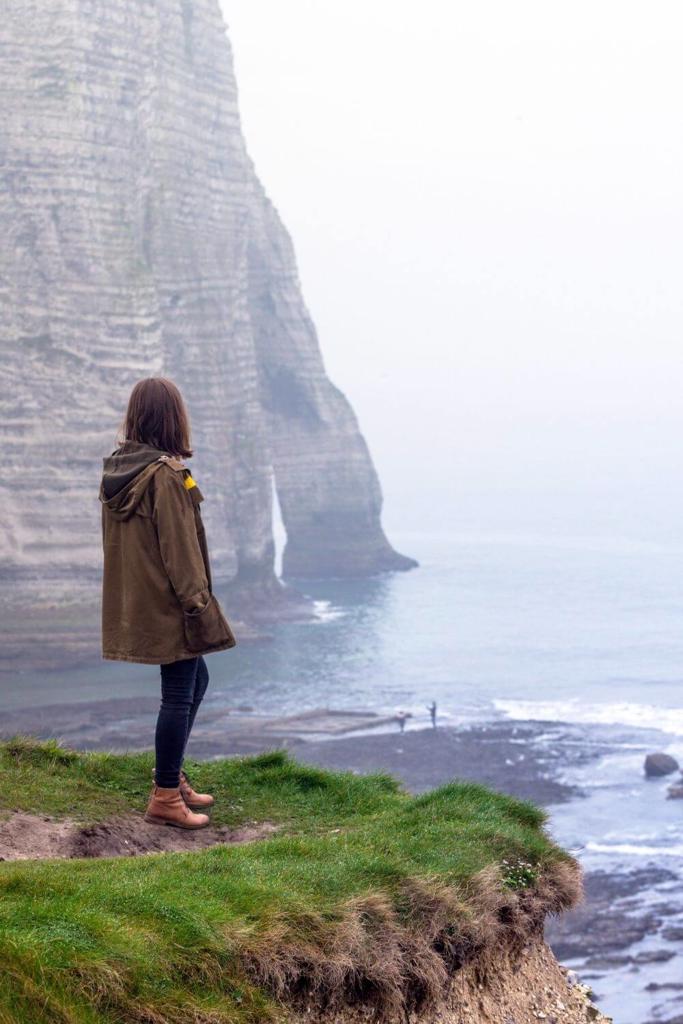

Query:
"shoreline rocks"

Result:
[[644, 753, 679, 777]]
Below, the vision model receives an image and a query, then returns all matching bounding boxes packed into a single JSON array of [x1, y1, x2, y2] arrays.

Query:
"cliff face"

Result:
[[0, 0, 415, 615], [289, 941, 611, 1024]]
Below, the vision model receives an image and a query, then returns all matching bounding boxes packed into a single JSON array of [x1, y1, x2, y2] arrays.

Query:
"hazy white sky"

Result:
[[223, 1, 683, 536]]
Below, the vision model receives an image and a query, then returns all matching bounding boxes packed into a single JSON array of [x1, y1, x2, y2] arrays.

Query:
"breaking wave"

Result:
[[493, 698, 683, 737]]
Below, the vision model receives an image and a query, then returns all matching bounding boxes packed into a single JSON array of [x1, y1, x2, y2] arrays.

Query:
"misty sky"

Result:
[[223, 1, 683, 538]]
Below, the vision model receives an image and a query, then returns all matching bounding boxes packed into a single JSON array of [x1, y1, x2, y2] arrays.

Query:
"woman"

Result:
[[99, 377, 237, 829]]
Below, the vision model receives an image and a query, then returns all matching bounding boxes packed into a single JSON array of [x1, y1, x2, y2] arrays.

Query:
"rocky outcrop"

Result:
[[246, 192, 415, 578], [644, 753, 679, 777], [0, 0, 415, 630]]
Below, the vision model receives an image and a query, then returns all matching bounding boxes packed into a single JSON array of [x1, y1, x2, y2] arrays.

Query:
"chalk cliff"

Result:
[[0, 0, 415, 624]]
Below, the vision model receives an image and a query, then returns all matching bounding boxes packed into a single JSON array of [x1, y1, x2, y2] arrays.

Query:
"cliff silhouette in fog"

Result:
[[0, 0, 416, 634]]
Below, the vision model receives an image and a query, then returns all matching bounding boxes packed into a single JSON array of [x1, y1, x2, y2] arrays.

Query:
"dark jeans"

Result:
[[155, 655, 209, 788]]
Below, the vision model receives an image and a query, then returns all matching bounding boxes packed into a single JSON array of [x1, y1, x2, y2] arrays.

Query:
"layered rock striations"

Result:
[[0, 0, 415, 626]]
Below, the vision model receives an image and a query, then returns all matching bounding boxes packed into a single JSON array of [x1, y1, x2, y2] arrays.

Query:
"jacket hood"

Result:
[[99, 440, 169, 520]]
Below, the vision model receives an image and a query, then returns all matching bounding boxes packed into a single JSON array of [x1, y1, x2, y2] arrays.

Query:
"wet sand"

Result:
[[294, 721, 585, 805]]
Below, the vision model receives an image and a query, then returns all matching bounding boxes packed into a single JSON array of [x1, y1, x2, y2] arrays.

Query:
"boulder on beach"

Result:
[[644, 753, 679, 778], [667, 782, 683, 800]]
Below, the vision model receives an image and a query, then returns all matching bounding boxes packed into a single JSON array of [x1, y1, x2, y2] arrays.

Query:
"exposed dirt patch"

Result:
[[0, 811, 277, 862], [0, 812, 74, 862], [444, 940, 612, 1024]]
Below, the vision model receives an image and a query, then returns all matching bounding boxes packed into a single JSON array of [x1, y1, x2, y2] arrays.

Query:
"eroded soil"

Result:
[[0, 810, 277, 861]]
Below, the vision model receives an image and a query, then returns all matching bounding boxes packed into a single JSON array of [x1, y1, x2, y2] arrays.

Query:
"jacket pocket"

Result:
[[183, 594, 237, 653]]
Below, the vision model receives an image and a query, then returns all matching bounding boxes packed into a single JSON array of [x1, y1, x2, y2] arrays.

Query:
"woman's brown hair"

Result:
[[118, 377, 193, 458]]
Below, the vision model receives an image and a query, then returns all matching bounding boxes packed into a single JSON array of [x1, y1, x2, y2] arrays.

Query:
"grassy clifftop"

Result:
[[0, 739, 580, 1024]]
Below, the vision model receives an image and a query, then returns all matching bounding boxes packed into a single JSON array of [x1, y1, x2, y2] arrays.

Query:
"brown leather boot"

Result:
[[179, 770, 215, 811], [144, 784, 210, 829], [152, 769, 215, 811]]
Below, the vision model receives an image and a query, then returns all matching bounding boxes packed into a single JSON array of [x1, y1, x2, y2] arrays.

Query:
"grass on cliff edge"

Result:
[[0, 737, 579, 1024]]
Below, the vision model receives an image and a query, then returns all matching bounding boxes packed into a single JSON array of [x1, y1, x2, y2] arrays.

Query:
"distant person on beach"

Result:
[[99, 377, 237, 830], [428, 701, 437, 729], [396, 709, 410, 733]]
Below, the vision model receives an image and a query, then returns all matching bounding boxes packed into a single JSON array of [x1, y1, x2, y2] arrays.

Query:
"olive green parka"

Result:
[[99, 440, 236, 664]]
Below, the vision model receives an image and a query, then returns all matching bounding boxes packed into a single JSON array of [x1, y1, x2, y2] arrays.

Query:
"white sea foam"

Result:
[[311, 600, 345, 623], [493, 698, 683, 737], [602, 830, 662, 843], [585, 841, 683, 858]]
